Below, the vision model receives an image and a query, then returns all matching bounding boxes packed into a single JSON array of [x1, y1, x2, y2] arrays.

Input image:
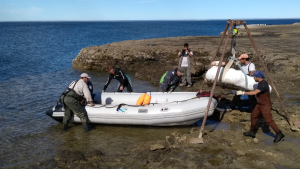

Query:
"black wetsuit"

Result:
[[103, 68, 133, 92]]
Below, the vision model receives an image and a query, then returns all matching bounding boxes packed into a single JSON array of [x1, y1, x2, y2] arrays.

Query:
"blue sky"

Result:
[[0, 0, 299, 21]]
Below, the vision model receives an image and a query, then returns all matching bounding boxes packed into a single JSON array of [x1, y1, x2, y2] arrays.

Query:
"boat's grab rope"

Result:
[[87, 96, 207, 110]]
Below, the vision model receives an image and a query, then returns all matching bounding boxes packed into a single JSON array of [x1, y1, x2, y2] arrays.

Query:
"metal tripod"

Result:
[[199, 19, 296, 139]]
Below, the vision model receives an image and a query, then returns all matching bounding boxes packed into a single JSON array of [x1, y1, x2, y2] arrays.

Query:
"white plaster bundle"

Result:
[[205, 66, 272, 92]]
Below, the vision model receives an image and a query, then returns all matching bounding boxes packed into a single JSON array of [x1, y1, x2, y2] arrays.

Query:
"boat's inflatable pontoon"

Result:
[[46, 92, 218, 126]]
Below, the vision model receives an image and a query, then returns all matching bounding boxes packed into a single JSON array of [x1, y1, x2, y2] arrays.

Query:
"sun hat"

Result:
[[80, 73, 91, 79]]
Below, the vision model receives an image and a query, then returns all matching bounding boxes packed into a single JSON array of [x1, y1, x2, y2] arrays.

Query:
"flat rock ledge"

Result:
[[73, 23, 300, 84], [72, 36, 218, 84]]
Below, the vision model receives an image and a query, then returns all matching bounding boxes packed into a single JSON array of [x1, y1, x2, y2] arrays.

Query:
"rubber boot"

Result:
[[83, 123, 90, 132], [63, 124, 68, 131], [243, 130, 256, 138], [274, 131, 285, 143]]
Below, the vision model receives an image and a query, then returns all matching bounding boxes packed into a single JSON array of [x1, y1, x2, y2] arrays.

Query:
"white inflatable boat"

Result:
[[46, 92, 218, 126]]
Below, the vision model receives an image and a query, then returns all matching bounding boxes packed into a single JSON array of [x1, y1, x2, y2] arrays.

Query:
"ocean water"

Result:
[[1, 19, 300, 167]]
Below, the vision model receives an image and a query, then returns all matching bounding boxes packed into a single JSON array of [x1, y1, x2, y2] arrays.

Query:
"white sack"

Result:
[[205, 66, 272, 92]]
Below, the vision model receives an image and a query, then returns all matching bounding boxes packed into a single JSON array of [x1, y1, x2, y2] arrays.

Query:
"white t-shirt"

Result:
[[241, 62, 255, 75], [181, 57, 188, 67], [179, 51, 193, 67], [69, 79, 93, 102]]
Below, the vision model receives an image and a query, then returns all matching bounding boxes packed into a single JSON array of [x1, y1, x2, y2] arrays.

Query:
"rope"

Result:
[[87, 97, 204, 109], [220, 26, 249, 90]]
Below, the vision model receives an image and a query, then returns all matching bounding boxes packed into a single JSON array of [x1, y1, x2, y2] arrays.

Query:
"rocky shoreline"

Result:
[[56, 23, 300, 168], [73, 23, 300, 85]]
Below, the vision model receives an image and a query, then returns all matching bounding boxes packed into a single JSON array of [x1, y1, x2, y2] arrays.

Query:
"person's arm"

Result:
[[187, 50, 193, 57], [178, 49, 182, 57], [103, 75, 112, 91], [169, 75, 180, 88], [211, 61, 226, 66], [249, 71, 255, 76], [118, 70, 126, 87], [236, 89, 261, 95]]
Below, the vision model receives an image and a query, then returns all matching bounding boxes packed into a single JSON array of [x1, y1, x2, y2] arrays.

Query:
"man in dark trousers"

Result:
[[159, 68, 182, 92], [102, 67, 133, 92], [236, 71, 285, 143], [60, 73, 95, 132]]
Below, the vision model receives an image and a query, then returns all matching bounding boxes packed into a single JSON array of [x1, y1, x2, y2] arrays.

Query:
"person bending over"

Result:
[[102, 67, 133, 93], [60, 73, 94, 132], [159, 68, 182, 92]]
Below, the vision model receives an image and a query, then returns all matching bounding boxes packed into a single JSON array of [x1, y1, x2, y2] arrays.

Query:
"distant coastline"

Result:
[[1, 18, 300, 22]]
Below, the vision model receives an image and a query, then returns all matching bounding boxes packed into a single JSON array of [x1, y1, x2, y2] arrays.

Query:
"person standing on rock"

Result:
[[159, 68, 182, 92], [60, 73, 94, 132], [229, 54, 257, 112], [102, 67, 133, 92], [178, 43, 193, 88], [236, 71, 285, 143]]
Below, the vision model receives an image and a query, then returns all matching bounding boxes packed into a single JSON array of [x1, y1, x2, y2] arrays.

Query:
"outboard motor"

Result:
[[45, 92, 102, 122], [45, 102, 65, 122]]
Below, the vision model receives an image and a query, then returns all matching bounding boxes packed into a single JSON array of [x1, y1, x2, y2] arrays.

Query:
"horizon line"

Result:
[[1, 18, 300, 22]]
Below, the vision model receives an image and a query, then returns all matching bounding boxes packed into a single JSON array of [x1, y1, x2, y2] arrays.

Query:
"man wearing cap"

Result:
[[238, 54, 255, 76], [178, 43, 193, 88], [229, 53, 257, 112], [159, 68, 182, 92], [60, 73, 95, 132], [103, 67, 133, 93], [236, 71, 285, 143]]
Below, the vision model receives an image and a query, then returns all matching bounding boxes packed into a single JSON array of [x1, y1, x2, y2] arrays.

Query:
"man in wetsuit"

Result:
[[102, 67, 133, 92], [60, 73, 95, 132], [159, 68, 182, 92], [236, 71, 285, 143]]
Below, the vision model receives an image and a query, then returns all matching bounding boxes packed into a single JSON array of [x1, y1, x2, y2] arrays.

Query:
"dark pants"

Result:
[[61, 95, 87, 124], [117, 79, 133, 92], [230, 94, 257, 112], [250, 104, 280, 133]]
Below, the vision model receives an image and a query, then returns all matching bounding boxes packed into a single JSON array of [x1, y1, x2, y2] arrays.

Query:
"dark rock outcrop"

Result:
[[73, 37, 219, 84]]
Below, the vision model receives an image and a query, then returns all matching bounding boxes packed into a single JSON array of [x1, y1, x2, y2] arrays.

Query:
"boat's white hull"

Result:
[[47, 92, 217, 126]]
